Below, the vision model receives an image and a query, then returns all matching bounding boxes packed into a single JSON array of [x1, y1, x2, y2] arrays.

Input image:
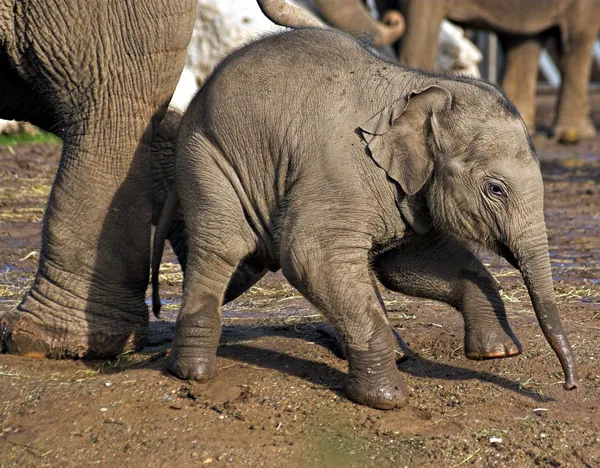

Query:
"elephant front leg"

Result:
[[499, 35, 542, 135], [314, 273, 410, 362], [373, 231, 521, 360], [282, 243, 408, 410]]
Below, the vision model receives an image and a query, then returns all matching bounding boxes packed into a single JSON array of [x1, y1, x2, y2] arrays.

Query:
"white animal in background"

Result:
[[437, 21, 482, 77], [0, 119, 39, 136]]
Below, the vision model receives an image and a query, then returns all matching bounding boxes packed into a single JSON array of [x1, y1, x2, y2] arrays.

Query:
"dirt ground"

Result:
[[0, 93, 599, 467]]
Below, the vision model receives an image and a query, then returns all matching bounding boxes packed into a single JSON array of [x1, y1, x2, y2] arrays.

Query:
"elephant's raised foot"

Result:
[[1, 297, 148, 359], [553, 119, 597, 144], [167, 348, 218, 382], [464, 329, 521, 360]]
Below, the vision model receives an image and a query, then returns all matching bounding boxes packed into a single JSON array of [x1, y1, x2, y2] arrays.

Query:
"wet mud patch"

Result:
[[1, 94, 600, 466]]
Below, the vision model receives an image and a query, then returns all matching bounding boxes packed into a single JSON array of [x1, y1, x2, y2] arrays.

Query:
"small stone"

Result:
[[202, 458, 214, 464], [104, 382, 113, 387], [489, 436, 502, 444], [100, 408, 108, 412]]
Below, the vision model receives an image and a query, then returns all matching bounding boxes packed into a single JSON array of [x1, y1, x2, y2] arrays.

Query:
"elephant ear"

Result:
[[359, 85, 452, 196]]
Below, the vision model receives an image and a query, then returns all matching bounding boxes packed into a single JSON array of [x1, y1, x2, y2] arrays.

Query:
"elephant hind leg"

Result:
[[167, 160, 258, 382], [168, 247, 251, 382], [373, 231, 521, 360]]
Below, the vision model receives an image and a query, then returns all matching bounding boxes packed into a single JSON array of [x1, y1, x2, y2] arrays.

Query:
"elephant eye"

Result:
[[488, 183, 506, 198]]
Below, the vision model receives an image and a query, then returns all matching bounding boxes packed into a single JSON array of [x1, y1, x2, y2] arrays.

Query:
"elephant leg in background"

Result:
[[373, 231, 522, 360], [394, 0, 445, 68], [281, 235, 407, 409], [0, 1, 196, 358], [553, 30, 599, 140], [499, 35, 542, 135]]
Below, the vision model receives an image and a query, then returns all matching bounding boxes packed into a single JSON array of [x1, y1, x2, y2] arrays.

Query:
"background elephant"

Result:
[[0, 0, 197, 357], [374, 0, 600, 141], [151, 0, 578, 409]]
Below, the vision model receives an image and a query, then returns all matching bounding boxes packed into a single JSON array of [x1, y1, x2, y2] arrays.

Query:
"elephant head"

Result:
[[257, 0, 405, 46], [360, 82, 578, 390]]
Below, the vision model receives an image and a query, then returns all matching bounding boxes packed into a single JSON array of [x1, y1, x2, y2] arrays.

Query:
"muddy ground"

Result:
[[0, 93, 599, 467]]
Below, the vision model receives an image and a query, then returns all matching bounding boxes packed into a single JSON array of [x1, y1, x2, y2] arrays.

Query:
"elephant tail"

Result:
[[256, 0, 325, 30], [151, 188, 180, 318]]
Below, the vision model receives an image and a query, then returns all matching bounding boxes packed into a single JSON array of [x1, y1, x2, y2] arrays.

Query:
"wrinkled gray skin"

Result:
[[375, 0, 600, 140], [0, 0, 197, 357], [152, 4, 578, 409], [0, 0, 400, 361]]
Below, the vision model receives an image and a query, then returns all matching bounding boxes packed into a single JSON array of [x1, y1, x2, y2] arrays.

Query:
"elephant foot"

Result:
[[464, 328, 521, 360], [0, 308, 147, 359], [345, 348, 409, 410], [315, 323, 409, 362], [167, 347, 217, 382], [1, 278, 148, 359], [553, 119, 597, 144]]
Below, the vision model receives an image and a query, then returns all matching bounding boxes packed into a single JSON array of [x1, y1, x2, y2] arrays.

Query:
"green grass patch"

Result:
[[0, 132, 61, 146]]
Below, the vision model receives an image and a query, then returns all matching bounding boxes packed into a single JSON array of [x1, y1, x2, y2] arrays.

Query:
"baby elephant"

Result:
[[152, 1, 578, 409]]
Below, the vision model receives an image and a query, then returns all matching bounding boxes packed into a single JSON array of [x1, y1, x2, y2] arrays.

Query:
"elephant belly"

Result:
[[449, 0, 572, 35]]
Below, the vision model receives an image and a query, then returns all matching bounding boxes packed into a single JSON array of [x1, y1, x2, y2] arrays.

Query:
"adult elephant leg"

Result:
[[0, 1, 196, 358], [373, 231, 521, 360], [553, 29, 599, 140], [499, 35, 542, 134], [2, 108, 163, 357], [282, 237, 407, 409], [395, 0, 444, 68]]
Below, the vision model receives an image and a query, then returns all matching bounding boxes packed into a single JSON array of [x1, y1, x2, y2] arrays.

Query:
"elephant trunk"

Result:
[[314, 0, 404, 46], [505, 227, 578, 390]]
